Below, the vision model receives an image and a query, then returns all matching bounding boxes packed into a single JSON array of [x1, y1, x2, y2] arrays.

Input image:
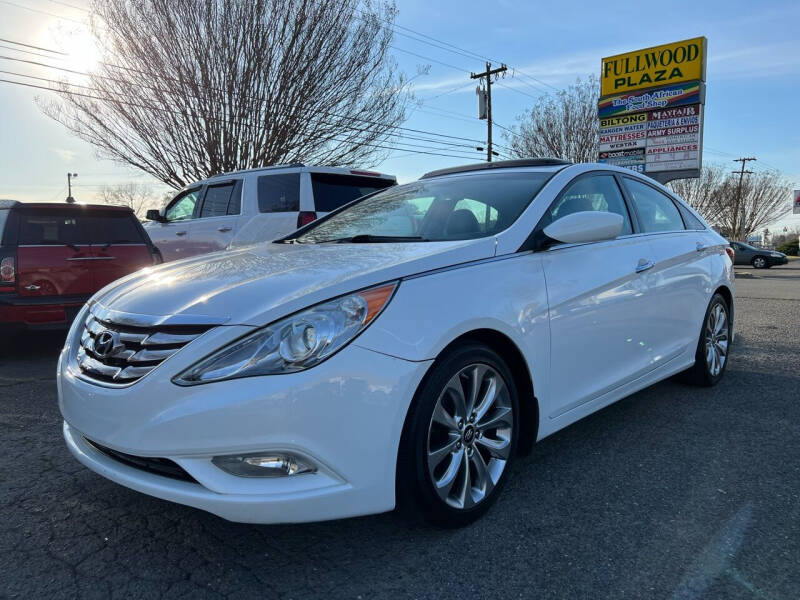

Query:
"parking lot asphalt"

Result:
[[1, 263, 799, 600]]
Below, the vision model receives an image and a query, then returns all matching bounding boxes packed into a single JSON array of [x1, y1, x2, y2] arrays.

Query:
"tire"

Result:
[[752, 256, 767, 269], [679, 293, 731, 386], [396, 343, 519, 527]]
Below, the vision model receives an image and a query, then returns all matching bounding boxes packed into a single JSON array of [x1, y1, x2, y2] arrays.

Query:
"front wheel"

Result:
[[752, 256, 767, 269], [679, 293, 731, 386], [397, 344, 519, 527]]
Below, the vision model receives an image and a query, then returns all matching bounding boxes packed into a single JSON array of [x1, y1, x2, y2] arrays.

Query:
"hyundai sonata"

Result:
[[58, 159, 734, 526]]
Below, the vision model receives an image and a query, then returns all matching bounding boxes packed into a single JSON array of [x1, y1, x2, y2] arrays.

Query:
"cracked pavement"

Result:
[[1, 263, 799, 599]]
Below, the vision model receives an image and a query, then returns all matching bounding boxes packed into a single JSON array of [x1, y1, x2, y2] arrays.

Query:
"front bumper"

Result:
[[58, 326, 432, 524], [769, 256, 789, 266]]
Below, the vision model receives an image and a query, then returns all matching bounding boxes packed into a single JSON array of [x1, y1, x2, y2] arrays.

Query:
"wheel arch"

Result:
[[713, 284, 734, 328], [399, 328, 539, 460]]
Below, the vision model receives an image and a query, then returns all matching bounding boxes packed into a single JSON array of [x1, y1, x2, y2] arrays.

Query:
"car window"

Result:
[[541, 174, 633, 236], [310, 173, 395, 213], [18, 209, 80, 245], [453, 198, 499, 233], [258, 174, 300, 213], [624, 178, 685, 233], [677, 203, 705, 230], [0, 209, 9, 243], [200, 183, 237, 218], [165, 189, 201, 222], [80, 212, 145, 244], [294, 172, 552, 243]]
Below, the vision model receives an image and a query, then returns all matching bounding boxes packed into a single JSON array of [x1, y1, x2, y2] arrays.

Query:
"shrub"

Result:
[[776, 239, 799, 256]]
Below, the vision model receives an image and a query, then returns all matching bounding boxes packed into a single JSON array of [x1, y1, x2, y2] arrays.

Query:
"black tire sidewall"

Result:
[[752, 256, 767, 269], [398, 343, 519, 527], [694, 293, 731, 385]]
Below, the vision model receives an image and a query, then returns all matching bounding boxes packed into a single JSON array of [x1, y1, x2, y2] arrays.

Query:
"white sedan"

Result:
[[58, 159, 734, 527]]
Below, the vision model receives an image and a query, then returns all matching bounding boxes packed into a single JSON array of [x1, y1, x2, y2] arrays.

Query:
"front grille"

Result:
[[85, 438, 198, 483], [76, 304, 215, 385]]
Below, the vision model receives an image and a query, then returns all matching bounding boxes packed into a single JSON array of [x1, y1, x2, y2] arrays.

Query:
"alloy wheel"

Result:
[[753, 257, 766, 268], [704, 303, 729, 377], [426, 363, 513, 510]]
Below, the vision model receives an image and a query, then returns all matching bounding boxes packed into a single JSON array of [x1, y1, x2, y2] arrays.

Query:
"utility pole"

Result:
[[66, 172, 78, 204], [471, 62, 507, 162], [732, 158, 755, 241]]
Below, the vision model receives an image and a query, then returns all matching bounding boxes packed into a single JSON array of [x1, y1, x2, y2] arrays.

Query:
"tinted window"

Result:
[[200, 183, 237, 218], [0, 209, 9, 243], [542, 174, 633, 236], [311, 173, 395, 213], [677, 203, 705, 230], [19, 209, 80, 245], [165, 189, 201, 222], [258, 174, 300, 212], [81, 212, 145, 244], [625, 178, 685, 232], [295, 172, 552, 243]]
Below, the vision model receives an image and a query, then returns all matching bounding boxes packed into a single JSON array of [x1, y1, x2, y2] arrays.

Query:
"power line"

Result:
[[0, 36, 67, 55], [0, 0, 84, 23], [0, 76, 486, 161], [0, 52, 487, 145]]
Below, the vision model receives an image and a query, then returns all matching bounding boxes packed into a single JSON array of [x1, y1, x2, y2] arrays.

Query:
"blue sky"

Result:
[[1, 0, 799, 232]]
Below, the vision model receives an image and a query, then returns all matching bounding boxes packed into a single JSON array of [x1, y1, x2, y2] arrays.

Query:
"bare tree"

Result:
[[98, 183, 162, 218], [505, 75, 599, 163], [668, 164, 729, 224], [40, 0, 411, 189], [669, 166, 792, 239]]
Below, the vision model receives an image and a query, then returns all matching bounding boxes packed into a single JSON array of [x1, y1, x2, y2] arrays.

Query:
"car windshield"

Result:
[[291, 171, 553, 243]]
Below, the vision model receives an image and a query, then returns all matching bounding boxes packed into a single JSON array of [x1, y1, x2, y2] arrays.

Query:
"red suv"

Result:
[[0, 201, 161, 330]]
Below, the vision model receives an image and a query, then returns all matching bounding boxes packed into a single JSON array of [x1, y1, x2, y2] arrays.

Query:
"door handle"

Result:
[[24, 284, 41, 291], [635, 258, 655, 273], [218, 227, 232, 233], [175, 231, 187, 236]]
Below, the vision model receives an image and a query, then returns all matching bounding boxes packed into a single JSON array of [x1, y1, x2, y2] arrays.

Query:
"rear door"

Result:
[[146, 187, 202, 261], [15, 207, 94, 298], [82, 209, 154, 289], [186, 180, 242, 255], [620, 176, 710, 361]]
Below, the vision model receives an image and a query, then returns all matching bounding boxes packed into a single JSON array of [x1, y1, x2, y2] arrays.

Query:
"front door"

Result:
[[146, 187, 202, 262], [538, 173, 658, 419], [187, 180, 241, 255]]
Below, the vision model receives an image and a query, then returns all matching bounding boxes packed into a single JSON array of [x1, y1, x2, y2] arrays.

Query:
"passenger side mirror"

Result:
[[543, 211, 623, 245], [146, 209, 165, 222]]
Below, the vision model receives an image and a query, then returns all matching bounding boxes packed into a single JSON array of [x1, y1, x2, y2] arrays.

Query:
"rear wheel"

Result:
[[680, 293, 731, 386], [752, 256, 767, 269], [397, 344, 518, 527]]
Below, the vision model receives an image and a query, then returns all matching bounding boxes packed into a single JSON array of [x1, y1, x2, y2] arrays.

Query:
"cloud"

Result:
[[51, 147, 77, 162]]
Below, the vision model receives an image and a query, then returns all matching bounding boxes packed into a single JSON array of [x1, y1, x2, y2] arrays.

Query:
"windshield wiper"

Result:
[[320, 234, 429, 244]]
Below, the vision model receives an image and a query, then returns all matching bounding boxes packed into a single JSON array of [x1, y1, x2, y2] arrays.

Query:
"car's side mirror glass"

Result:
[[543, 211, 623, 245], [146, 209, 165, 222]]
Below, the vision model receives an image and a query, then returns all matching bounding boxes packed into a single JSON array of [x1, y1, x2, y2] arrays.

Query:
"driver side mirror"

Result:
[[543, 211, 623, 245], [146, 209, 166, 223]]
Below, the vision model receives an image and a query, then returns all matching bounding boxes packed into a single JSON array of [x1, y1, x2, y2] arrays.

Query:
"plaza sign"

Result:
[[600, 37, 706, 96], [598, 37, 707, 184]]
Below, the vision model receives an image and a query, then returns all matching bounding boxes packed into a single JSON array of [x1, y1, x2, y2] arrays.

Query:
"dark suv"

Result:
[[0, 201, 161, 330]]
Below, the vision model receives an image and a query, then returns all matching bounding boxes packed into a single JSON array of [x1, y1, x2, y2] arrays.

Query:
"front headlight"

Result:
[[173, 282, 398, 385]]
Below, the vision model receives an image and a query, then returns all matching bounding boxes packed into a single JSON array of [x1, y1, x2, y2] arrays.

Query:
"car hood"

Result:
[[93, 239, 496, 326]]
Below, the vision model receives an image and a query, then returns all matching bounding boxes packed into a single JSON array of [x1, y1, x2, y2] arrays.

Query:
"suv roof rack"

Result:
[[209, 163, 307, 178], [420, 158, 572, 179]]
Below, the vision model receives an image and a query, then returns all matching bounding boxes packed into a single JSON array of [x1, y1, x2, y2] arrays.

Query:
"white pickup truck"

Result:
[[144, 164, 396, 262]]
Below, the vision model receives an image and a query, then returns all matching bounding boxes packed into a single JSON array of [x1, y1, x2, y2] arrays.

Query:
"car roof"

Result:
[[420, 158, 572, 179], [206, 164, 396, 182], [11, 202, 134, 213]]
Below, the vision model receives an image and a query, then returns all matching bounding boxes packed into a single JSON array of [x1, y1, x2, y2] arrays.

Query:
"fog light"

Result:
[[212, 453, 316, 477]]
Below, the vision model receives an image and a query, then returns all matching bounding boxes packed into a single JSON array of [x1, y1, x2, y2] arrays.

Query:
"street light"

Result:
[[66, 172, 78, 203]]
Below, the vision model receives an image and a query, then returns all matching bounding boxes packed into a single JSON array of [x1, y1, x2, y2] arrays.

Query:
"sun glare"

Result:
[[65, 30, 100, 73]]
